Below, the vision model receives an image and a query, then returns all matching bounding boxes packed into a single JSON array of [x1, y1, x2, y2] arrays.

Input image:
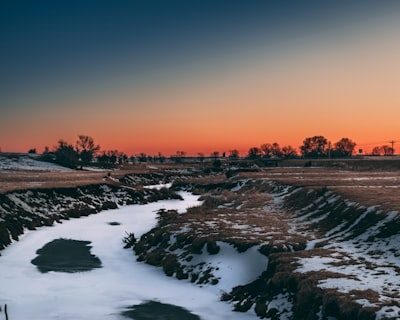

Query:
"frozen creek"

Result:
[[0, 191, 261, 320]]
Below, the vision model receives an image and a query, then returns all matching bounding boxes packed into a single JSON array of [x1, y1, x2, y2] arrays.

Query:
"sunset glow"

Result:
[[1, 1, 400, 156]]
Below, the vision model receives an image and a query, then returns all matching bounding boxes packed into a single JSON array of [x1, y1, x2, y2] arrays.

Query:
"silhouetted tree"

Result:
[[158, 152, 166, 163], [107, 150, 119, 163], [228, 149, 239, 159], [40, 146, 54, 162], [211, 151, 219, 161], [300, 136, 328, 158], [247, 147, 261, 159], [119, 153, 128, 163], [172, 151, 186, 163], [281, 145, 298, 158], [197, 152, 205, 163], [332, 138, 357, 157], [138, 153, 147, 162], [382, 145, 394, 155], [261, 143, 282, 158], [54, 140, 79, 168], [76, 135, 100, 167], [28, 148, 37, 154], [97, 150, 121, 164], [261, 143, 273, 158], [372, 146, 382, 155], [272, 143, 282, 158], [371, 145, 394, 156]]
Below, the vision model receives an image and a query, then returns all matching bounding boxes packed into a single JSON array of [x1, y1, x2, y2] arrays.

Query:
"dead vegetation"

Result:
[[130, 166, 400, 319], [2, 159, 400, 319]]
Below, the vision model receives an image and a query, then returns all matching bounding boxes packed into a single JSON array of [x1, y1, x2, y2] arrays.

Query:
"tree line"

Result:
[[37, 134, 395, 169], [245, 136, 357, 160]]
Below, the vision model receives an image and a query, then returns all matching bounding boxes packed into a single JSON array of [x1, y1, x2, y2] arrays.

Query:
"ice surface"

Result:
[[0, 192, 259, 320]]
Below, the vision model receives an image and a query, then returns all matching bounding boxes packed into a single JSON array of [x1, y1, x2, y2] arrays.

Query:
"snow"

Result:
[[185, 242, 267, 293], [231, 179, 250, 192], [267, 293, 293, 320], [295, 256, 341, 273], [355, 299, 377, 308], [0, 154, 72, 171], [376, 306, 400, 320], [0, 192, 259, 320], [143, 183, 173, 190]]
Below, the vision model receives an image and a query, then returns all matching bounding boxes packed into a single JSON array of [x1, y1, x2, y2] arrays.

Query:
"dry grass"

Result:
[[237, 167, 400, 212], [0, 170, 107, 193], [0, 163, 189, 194], [156, 183, 309, 248]]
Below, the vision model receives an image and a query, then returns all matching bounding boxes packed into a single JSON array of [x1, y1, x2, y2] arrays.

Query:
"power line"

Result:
[[356, 140, 398, 147]]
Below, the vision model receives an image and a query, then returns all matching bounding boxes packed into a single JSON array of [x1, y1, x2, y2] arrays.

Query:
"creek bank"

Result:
[[131, 177, 400, 319], [0, 183, 181, 251], [119, 168, 203, 187]]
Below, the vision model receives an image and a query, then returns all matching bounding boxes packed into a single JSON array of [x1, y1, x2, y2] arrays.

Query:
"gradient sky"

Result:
[[1, 0, 400, 156]]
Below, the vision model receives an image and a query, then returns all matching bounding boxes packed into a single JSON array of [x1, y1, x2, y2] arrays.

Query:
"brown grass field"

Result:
[[247, 167, 400, 212], [1, 158, 400, 212], [0, 163, 167, 193]]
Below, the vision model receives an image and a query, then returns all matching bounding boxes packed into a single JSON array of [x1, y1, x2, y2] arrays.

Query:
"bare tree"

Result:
[[261, 143, 282, 158], [281, 145, 298, 158], [300, 136, 328, 158], [158, 152, 166, 163], [76, 135, 100, 167], [247, 147, 261, 159], [371, 145, 394, 156], [228, 149, 239, 159], [372, 146, 383, 155], [172, 150, 186, 163], [261, 143, 273, 158], [211, 151, 219, 161], [382, 145, 394, 156], [333, 138, 357, 157], [271, 143, 282, 158], [197, 152, 205, 163], [138, 153, 147, 162], [54, 139, 79, 168]]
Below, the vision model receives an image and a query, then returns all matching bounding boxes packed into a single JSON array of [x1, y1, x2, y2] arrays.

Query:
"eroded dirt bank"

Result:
[[0, 182, 181, 251], [131, 173, 400, 320]]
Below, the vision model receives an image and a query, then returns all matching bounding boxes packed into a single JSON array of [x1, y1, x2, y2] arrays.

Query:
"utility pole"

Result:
[[388, 140, 397, 155]]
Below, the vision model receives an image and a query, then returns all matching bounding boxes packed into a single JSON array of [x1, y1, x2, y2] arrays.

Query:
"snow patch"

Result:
[[0, 155, 72, 171]]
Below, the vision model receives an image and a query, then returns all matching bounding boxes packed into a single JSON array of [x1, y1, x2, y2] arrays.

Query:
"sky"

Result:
[[1, 0, 400, 156]]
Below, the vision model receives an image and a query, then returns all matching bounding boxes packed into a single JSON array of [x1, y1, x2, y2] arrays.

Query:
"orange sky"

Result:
[[1, 2, 400, 156]]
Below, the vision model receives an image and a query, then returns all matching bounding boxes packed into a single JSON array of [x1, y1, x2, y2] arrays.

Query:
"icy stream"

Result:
[[0, 191, 260, 320]]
